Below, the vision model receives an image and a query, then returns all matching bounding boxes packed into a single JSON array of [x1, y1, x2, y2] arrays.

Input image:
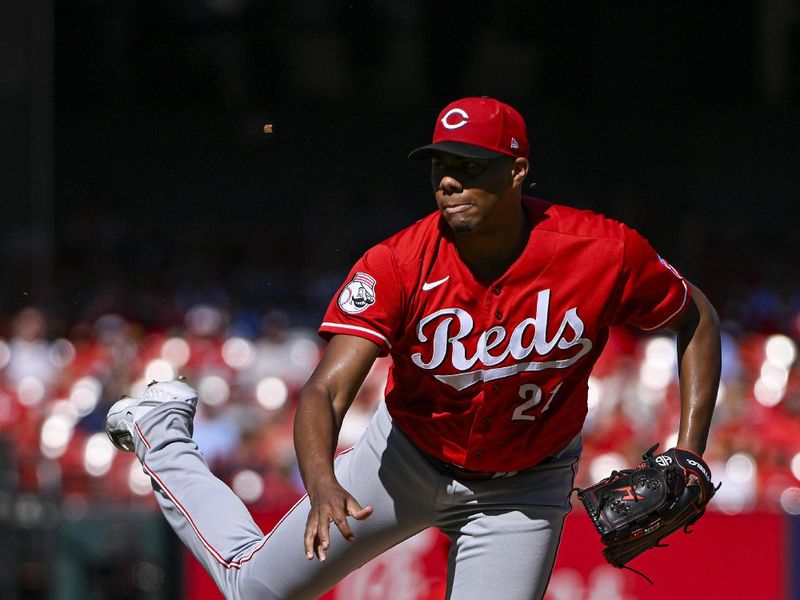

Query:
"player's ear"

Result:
[[511, 158, 529, 188]]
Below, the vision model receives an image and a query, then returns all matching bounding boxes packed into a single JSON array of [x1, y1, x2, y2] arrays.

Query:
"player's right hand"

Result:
[[304, 477, 373, 561]]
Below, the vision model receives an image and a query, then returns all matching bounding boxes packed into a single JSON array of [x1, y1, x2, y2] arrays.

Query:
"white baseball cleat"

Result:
[[105, 378, 198, 452]]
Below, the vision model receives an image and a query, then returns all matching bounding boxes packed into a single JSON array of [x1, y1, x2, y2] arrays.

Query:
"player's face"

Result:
[[431, 154, 517, 234]]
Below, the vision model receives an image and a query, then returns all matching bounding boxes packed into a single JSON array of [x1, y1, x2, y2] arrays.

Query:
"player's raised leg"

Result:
[[107, 380, 438, 599], [107, 379, 280, 597]]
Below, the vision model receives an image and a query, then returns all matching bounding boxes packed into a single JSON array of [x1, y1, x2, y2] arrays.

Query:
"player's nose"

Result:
[[438, 175, 463, 195]]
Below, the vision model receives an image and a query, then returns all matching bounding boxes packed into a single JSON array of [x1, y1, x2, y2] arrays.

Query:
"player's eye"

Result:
[[461, 160, 487, 175], [431, 158, 486, 176]]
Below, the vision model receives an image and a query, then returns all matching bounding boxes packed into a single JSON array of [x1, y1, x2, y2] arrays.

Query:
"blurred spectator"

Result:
[[3, 307, 59, 394], [193, 401, 241, 465]]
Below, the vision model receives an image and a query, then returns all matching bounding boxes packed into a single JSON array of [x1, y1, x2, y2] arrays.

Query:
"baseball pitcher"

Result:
[[107, 97, 721, 599]]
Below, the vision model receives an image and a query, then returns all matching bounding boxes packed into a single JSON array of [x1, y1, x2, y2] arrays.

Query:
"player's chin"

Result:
[[442, 213, 476, 233], [450, 221, 474, 234]]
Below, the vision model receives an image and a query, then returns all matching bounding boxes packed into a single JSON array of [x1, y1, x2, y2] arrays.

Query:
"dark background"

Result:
[[2, 0, 799, 336]]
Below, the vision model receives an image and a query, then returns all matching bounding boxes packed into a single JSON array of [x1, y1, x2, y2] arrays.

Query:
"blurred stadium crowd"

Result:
[[1, 290, 799, 521]]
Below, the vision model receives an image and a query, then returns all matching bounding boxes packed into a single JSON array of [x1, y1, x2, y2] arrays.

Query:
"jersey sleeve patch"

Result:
[[320, 245, 403, 355], [337, 272, 377, 314]]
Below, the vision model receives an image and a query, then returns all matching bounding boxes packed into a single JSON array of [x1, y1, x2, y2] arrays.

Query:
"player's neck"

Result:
[[454, 203, 531, 282]]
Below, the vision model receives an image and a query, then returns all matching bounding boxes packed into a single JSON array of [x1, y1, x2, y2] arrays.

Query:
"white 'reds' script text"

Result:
[[411, 289, 593, 391]]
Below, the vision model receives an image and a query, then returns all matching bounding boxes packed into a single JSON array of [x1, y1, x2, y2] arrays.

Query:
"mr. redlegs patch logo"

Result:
[[338, 272, 377, 314]]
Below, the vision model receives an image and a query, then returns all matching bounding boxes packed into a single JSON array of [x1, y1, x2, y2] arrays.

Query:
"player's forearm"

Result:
[[674, 283, 721, 456], [294, 384, 344, 491], [294, 335, 381, 494]]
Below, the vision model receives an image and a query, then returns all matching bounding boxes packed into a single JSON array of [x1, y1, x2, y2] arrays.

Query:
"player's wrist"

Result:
[[305, 473, 341, 496], [673, 445, 704, 460], [674, 433, 707, 458]]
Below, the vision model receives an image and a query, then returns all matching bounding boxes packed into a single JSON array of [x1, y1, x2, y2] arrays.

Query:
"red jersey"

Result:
[[320, 197, 689, 472]]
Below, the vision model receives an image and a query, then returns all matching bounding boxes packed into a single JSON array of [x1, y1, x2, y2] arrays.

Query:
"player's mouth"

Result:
[[442, 203, 472, 215]]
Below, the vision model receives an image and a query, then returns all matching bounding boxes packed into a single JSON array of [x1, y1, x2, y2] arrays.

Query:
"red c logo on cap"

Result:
[[441, 108, 469, 130]]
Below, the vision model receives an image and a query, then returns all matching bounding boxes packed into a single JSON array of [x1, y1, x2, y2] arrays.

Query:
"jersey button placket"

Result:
[[471, 283, 502, 468], [483, 384, 499, 429], [492, 286, 503, 320]]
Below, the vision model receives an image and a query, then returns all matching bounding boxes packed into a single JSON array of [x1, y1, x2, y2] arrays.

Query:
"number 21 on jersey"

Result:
[[512, 382, 563, 421]]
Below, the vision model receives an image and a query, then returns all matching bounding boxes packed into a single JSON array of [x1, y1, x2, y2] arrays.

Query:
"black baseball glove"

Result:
[[575, 445, 718, 571]]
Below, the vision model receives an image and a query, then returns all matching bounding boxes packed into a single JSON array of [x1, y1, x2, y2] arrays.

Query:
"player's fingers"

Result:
[[329, 498, 373, 543], [346, 497, 374, 521], [316, 540, 328, 562], [334, 506, 365, 542], [304, 513, 320, 560], [316, 515, 332, 561]]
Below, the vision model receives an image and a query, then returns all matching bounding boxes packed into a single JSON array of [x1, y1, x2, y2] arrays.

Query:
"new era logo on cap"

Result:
[[409, 97, 529, 161]]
